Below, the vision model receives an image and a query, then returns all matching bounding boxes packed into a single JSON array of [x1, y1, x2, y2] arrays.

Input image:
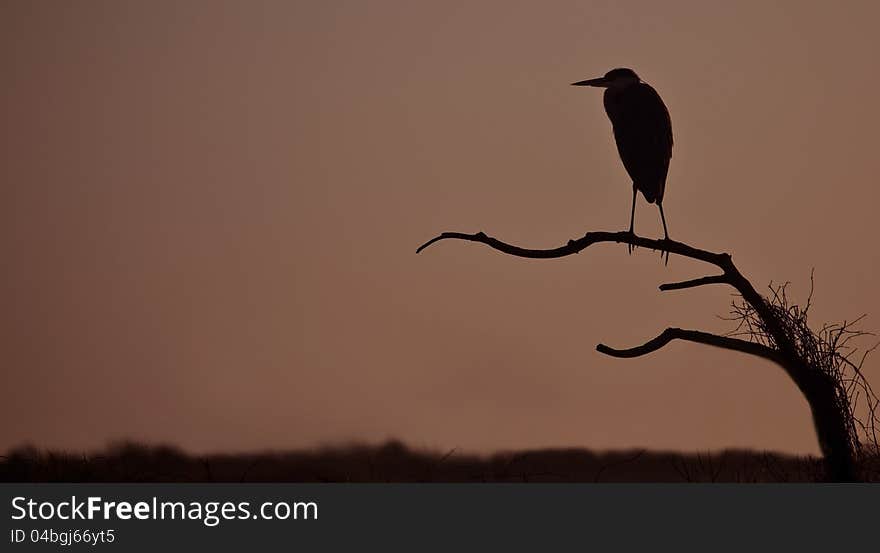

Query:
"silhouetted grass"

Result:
[[4, 441, 879, 482]]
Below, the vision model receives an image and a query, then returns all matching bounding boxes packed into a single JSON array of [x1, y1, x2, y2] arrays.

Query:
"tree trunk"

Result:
[[803, 379, 858, 481]]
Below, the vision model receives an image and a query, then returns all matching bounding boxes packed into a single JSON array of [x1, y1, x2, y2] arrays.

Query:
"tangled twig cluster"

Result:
[[725, 273, 880, 464]]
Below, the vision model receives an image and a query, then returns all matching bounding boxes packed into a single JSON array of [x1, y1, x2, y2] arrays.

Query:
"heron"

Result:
[[572, 68, 673, 260]]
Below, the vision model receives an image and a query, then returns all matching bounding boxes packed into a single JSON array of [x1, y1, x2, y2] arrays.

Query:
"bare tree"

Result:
[[417, 230, 878, 482]]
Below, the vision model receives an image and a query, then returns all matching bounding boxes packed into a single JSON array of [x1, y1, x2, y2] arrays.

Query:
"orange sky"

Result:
[[3, 1, 879, 455]]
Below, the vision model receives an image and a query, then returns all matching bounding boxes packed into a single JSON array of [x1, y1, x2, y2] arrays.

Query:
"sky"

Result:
[[3, 0, 879, 456]]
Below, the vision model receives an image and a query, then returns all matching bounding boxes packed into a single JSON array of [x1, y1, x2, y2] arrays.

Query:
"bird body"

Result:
[[572, 68, 673, 248], [603, 81, 672, 205]]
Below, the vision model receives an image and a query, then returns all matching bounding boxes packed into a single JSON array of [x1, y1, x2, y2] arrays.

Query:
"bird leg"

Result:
[[627, 186, 637, 255], [658, 202, 670, 265]]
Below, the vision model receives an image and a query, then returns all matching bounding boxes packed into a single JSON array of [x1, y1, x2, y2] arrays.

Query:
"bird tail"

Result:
[[637, 180, 663, 204]]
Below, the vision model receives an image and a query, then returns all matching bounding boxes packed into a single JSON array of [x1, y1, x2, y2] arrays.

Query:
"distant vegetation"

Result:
[[4, 441, 879, 482]]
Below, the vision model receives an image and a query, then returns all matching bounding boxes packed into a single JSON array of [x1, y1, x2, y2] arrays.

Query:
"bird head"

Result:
[[571, 68, 640, 89]]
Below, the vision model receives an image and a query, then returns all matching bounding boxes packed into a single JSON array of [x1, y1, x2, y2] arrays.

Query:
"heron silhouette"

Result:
[[572, 68, 673, 260]]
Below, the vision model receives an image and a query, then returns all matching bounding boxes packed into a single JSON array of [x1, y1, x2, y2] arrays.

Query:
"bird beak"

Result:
[[571, 77, 608, 87]]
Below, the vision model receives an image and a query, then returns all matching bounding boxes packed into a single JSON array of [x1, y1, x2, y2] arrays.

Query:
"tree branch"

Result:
[[417, 226, 864, 480], [659, 274, 729, 291], [596, 328, 784, 365], [416, 230, 729, 265]]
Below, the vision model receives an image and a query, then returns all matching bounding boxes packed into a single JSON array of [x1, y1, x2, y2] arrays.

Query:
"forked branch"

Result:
[[418, 229, 795, 359]]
